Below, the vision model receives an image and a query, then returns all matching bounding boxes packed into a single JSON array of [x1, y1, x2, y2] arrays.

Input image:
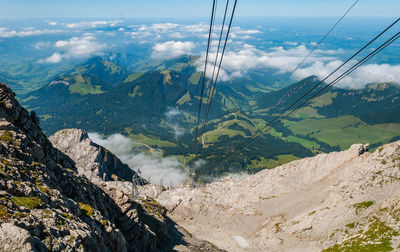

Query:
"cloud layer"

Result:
[[88, 133, 188, 187], [0, 27, 63, 38], [40, 35, 106, 63], [196, 43, 400, 88], [152, 40, 195, 59]]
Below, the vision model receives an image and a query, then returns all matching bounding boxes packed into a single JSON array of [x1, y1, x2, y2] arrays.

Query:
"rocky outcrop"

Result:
[[49, 129, 136, 182], [155, 141, 400, 251], [0, 82, 224, 251]]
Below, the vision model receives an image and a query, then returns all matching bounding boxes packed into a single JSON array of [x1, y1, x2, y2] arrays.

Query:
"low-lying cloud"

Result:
[[63, 20, 122, 29], [165, 107, 185, 139], [88, 133, 188, 187], [0, 27, 63, 38], [152, 40, 195, 59], [196, 43, 400, 88], [40, 35, 106, 63]]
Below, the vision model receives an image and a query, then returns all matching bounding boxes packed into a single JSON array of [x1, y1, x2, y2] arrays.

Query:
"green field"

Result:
[[286, 135, 320, 150], [124, 129, 177, 148], [250, 154, 299, 170], [286, 116, 400, 149]]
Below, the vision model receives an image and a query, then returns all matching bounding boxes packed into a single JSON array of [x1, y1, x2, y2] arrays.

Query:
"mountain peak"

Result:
[[50, 128, 137, 182]]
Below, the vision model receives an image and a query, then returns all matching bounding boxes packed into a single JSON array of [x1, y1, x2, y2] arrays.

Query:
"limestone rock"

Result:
[[0, 82, 224, 252], [50, 128, 135, 182], [155, 142, 400, 251]]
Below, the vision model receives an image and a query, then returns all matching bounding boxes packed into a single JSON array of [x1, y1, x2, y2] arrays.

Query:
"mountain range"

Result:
[[18, 55, 400, 180]]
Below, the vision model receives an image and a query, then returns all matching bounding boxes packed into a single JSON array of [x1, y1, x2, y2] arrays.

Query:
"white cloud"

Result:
[[165, 107, 185, 139], [34, 42, 51, 50], [235, 29, 261, 35], [88, 133, 188, 187], [40, 53, 62, 63], [127, 22, 260, 43], [195, 43, 400, 88], [152, 40, 195, 59], [48, 21, 58, 26], [39, 36, 106, 63], [284, 41, 298, 46], [0, 27, 63, 38], [63, 20, 122, 29]]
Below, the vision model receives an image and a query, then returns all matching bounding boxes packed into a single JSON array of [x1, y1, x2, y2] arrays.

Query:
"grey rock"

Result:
[[50, 129, 135, 182], [0, 82, 224, 252]]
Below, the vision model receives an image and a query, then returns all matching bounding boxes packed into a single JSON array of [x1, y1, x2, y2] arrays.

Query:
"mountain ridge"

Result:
[[0, 81, 224, 251]]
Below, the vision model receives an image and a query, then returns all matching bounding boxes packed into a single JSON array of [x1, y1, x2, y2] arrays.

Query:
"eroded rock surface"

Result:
[[156, 141, 400, 251], [0, 82, 224, 252], [50, 128, 135, 182]]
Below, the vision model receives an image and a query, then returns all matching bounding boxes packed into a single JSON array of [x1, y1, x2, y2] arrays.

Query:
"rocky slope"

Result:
[[0, 82, 223, 251], [153, 142, 400, 251], [49, 129, 136, 183]]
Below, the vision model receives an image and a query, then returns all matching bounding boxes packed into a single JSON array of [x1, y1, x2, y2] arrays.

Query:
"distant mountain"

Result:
[[256, 77, 400, 120], [19, 56, 400, 179]]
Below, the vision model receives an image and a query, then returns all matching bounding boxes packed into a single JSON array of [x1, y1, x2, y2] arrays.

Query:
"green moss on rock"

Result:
[[353, 201, 374, 214], [11, 196, 42, 209], [79, 202, 94, 217], [323, 217, 398, 251], [0, 131, 13, 142]]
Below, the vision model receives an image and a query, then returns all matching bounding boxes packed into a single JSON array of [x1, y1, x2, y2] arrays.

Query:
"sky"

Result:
[[0, 0, 399, 19]]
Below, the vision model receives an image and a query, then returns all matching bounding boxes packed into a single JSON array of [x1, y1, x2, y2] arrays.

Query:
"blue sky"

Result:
[[0, 0, 399, 18]]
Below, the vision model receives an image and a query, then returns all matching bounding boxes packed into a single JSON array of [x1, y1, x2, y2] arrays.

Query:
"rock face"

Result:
[[0, 82, 224, 251], [155, 141, 400, 251], [49, 129, 135, 182]]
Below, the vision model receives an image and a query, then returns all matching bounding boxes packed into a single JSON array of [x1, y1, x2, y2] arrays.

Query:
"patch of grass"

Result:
[[311, 92, 338, 107], [0, 205, 10, 221], [353, 201, 374, 214], [79, 202, 94, 217], [0, 158, 11, 166], [36, 182, 49, 195], [176, 91, 191, 105], [141, 197, 165, 219], [123, 73, 144, 83], [0, 131, 13, 142], [127, 133, 177, 148], [129, 86, 143, 98], [286, 116, 398, 150], [11, 196, 42, 209], [286, 135, 320, 150], [323, 217, 398, 251], [274, 222, 282, 233], [62, 212, 74, 220], [69, 80, 104, 95], [346, 222, 355, 229], [188, 72, 202, 85]]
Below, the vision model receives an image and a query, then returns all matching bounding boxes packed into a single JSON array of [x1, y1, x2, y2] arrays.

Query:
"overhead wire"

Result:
[[245, 30, 400, 151], [198, 0, 238, 149], [194, 0, 218, 146], [276, 0, 359, 105], [196, 0, 356, 153], [287, 0, 359, 79], [217, 18, 400, 167], [205, 0, 230, 115], [246, 18, 400, 146]]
